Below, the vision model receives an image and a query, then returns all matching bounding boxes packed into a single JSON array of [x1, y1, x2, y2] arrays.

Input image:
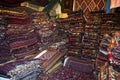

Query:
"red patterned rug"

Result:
[[74, 0, 106, 19], [48, 66, 96, 80]]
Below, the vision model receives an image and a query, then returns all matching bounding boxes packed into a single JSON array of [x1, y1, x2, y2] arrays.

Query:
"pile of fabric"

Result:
[[97, 33, 109, 70], [57, 11, 85, 57], [0, 42, 12, 64], [96, 13, 120, 71], [0, 14, 13, 63], [49, 39, 68, 53], [81, 12, 101, 60], [0, 60, 42, 80], [31, 12, 61, 51], [0, 10, 38, 60], [97, 32, 120, 71], [102, 13, 120, 23], [34, 39, 68, 72], [82, 25, 100, 60], [108, 32, 120, 65], [0, 19, 7, 42], [48, 57, 96, 80], [0, 7, 72, 79], [86, 11, 102, 24], [99, 34, 112, 55], [97, 32, 113, 71]]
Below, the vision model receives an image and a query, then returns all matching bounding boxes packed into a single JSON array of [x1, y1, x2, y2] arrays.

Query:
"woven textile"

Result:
[[48, 57, 96, 80], [74, 0, 106, 19], [0, 60, 41, 80], [49, 66, 96, 80], [0, 19, 7, 43], [64, 57, 94, 73]]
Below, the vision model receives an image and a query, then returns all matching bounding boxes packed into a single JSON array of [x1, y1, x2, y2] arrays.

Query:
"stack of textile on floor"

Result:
[[100, 13, 120, 38], [31, 12, 60, 51], [34, 39, 68, 74], [67, 11, 85, 57], [82, 26, 100, 60], [96, 50, 108, 71], [57, 10, 85, 57], [0, 59, 42, 80], [99, 62, 120, 80], [0, 19, 7, 43], [0, 10, 39, 60], [0, 15, 13, 63], [102, 13, 120, 23], [96, 34, 109, 72], [0, 42, 12, 64], [81, 12, 101, 60], [96, 13, 120, 71], [49, 39, 68, 53], [96, 25, 112, 71], [107, 32, 120, 72], [47, 57, 96, 80]]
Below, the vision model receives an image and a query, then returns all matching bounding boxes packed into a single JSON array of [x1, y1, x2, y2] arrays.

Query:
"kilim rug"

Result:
[[74, 0, 106, 19]]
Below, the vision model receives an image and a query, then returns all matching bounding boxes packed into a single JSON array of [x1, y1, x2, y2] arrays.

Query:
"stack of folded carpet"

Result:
[[31, 12, 49, 29], [97, 32, 120, 71], [112, 45, 120, 60], [82, 24, 100, 60], [96, 53, 108, 71], [31, 12, 59, 51], [100, 13, 120, 39], [34, 40, 68, 73], [81, 12, 101, 60], [96, 13, 120, 69], [102, 13, 120, 23], [101, 21, 120, 33], [48, 66, 95, 80], [109, 32, 120, 71], [96, 33, 111, 71], [0, 42, 12, 64], [0, 19, 7, 43], [86, 11, 102, 24], [49, 39, 68, 53], [40, 50, 64, 72], [96, 13, 120, 71], [57, 11, 85, 57], [99, 34, 112, 55], [0, 9, 69, 80], [56, 18, 70, 38], [1, 10, 39, 59], [48, 57, 96, 80], [0, 17, 13, 63], [0, 60, 42, 80]]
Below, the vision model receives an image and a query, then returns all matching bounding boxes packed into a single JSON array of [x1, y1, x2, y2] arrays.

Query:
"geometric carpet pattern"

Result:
[[74, 0, 106, 19]]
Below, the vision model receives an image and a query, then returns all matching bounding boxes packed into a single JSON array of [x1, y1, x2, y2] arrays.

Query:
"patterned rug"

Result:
[[48, 66, 96, 80], [74, 0, 106, 19], [48, 57, 96, 80]]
